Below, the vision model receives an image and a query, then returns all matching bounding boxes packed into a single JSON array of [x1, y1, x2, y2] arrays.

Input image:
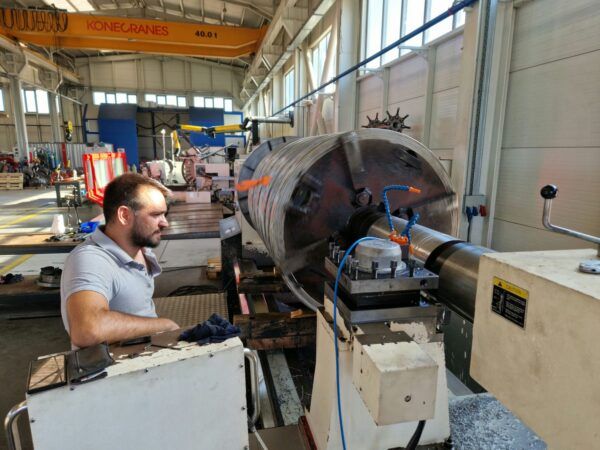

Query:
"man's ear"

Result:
[[116, 205, 134, 226]]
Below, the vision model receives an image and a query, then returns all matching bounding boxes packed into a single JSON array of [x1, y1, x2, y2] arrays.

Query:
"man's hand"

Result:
[[158, 318, 179, 332], [67, 290, 179, 348]]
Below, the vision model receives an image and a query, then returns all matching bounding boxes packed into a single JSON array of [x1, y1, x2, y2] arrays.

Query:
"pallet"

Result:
[[0, 173, 24, 190]]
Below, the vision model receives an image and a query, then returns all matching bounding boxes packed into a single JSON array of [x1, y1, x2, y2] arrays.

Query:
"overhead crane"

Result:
[[0, 7, 267, 58]]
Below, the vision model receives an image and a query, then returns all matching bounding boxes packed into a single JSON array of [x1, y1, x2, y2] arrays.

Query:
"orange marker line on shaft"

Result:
[[236, 175, 271, 192]]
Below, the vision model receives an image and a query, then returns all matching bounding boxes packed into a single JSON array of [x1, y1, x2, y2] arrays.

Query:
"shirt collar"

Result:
[[89, 227, 162, 276]]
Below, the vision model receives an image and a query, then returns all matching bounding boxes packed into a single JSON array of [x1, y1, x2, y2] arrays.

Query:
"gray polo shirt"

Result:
[[60, 227, 161, 334]]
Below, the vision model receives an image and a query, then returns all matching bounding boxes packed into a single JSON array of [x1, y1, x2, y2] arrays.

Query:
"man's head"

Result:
[[103, 173, 170, 248]]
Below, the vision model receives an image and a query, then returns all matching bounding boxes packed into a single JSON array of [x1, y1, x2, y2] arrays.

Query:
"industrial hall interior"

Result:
[[0, 0, 598, 448]]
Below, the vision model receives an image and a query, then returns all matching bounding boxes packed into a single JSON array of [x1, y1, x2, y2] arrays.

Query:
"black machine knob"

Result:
[[540, 184, 558, 200]]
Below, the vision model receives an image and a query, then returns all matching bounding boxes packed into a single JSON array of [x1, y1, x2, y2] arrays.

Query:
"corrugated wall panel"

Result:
[[492, 219, 593, 252], [113, 61, 138, 89], [357, 108, 380, 127], [191, 65, 213, 92], [510, 0, 600, 72], [90, 63, 114, 88], [495, 147, 600, 235], [388, 56, 427, 104], [429, 88, 459, 150], [433, 35, 463, 93], [502, 50, 600, 149], [212, 67, 234, 94], [142, 59, 163, 90], [492, 0, 600, 251], [165, 60, 186, 91], [357, 75, 383, 114], [388, 97, 425, 142]]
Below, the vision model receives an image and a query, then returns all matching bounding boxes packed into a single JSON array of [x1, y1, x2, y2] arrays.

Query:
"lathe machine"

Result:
[[7, 129, 599, 449]]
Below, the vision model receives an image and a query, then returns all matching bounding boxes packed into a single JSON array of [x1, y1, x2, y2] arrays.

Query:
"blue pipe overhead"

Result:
[[272, 0, 478, 116]]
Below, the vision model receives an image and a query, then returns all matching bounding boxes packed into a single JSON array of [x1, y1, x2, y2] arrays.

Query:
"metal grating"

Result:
[[153, 293, 228, 329]]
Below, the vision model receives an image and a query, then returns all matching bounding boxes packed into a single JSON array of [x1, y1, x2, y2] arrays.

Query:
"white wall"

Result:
[[491, 0, 600, 251], [75, 55, 244, 107], [357, 32, 465, 176]]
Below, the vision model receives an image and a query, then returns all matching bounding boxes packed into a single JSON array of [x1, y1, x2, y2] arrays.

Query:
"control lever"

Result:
[[540, 185, 600, 273]]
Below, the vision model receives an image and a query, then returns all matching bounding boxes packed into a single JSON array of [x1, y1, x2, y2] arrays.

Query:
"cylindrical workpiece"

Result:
[[238, 129, 458, 309]]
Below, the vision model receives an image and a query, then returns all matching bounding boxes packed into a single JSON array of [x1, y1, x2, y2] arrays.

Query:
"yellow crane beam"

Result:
[[0, 9, 267, 59]]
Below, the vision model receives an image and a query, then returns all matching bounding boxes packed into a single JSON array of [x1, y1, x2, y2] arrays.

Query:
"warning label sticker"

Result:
[[491, 277, 528, 328]]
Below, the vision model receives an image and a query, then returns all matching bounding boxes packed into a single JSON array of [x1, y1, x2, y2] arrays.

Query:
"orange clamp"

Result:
[[388, 232, 409, 246]]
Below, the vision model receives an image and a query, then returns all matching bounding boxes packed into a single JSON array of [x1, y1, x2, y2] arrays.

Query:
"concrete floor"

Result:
[[0, 188, 221, 450]]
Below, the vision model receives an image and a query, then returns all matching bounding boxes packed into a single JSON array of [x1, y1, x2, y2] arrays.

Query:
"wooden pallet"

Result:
[[0, 173, 24, 190]]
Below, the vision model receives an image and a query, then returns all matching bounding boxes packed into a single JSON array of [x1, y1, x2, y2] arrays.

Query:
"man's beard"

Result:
[[130, 222, 162, 248]]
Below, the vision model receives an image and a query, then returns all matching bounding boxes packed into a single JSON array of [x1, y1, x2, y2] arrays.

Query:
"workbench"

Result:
[[0, 275, 59, 303], [0, 275, 60, 319], [0, 202, 226, 255]]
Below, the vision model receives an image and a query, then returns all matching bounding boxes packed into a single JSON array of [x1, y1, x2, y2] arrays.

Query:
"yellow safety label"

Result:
[[493, 277, 528, 300], [491, 277, 529, 328]]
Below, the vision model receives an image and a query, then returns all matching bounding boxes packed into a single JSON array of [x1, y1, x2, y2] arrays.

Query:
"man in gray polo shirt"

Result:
[[61, 173, 178, 348]]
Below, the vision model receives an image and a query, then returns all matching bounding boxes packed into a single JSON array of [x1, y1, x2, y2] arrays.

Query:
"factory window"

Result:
[[311, 32, 336, 93], [425, 0, 454, 43], [22, 89, 49, 114], [365, 0, 384, 68], [193, 96, 233, 110], [24, 90, 37, 112], [362, 0, 466, 66], [166, 95, 177, 106], [401, 0, 425, 56], [0, 90, 4, 111], [177, 96, 187, 107], [382, 0, 402, 64], [145, 94, 156, 103], [94, 91, 137, 105], [455, 9, 465, 27], [284, 68, 295, 111], [156, 95, 166, 105], [93, 91, 106, 105]]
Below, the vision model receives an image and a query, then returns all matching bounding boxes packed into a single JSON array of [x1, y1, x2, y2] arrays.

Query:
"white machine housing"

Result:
[[26, 338, 249, 450], [306, 294, 450, 449], [471, 249, 600, 449]]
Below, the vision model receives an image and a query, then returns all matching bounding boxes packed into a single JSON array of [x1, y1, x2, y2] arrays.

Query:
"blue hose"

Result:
[[333, 236, 384, 450], [382, 185, 412, 232], [400, 212, 421, 242]]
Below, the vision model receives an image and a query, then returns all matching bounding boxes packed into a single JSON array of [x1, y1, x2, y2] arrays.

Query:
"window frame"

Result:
[[22, 88, 50, 114], [362, 0, 465, 69], [310, 30, 336, 94], [284, 67, 295, 111], [193, 96, 205, 107]]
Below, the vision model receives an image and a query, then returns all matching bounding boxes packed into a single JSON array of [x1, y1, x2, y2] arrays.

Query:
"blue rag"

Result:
[[179, 313, 241, 344]]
